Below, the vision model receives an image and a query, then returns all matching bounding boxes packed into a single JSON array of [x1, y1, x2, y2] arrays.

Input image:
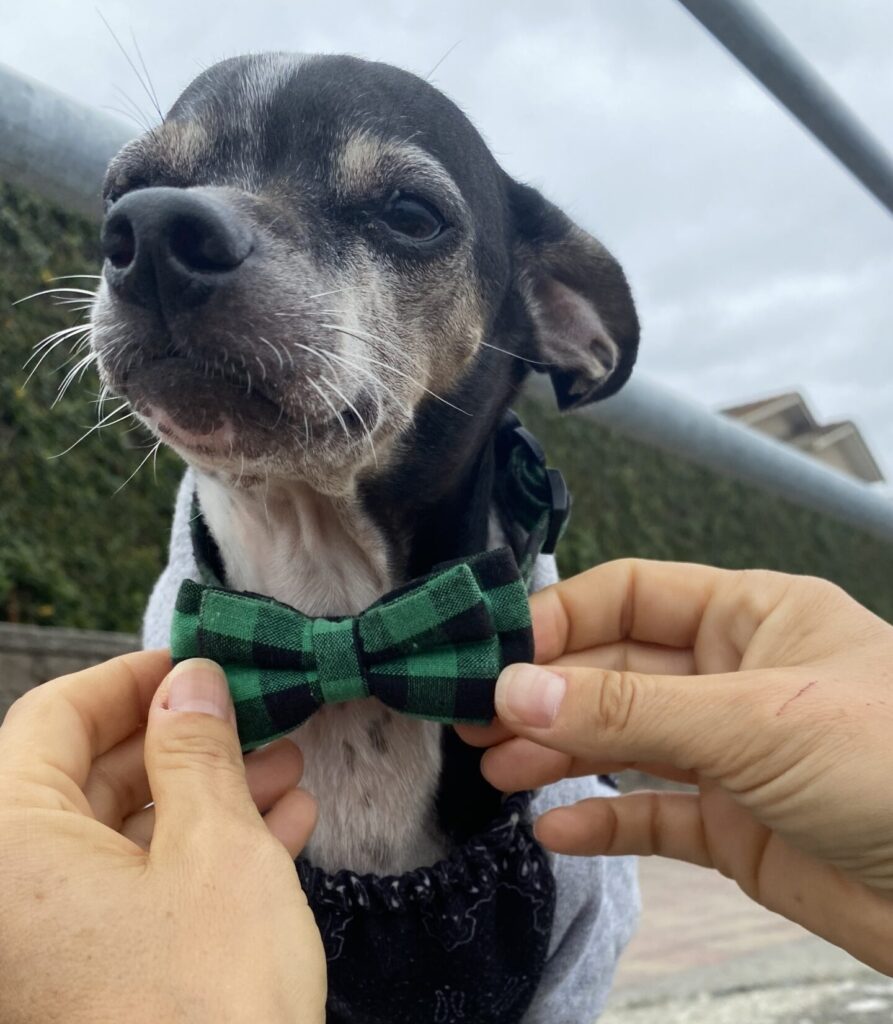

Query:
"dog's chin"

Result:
[[107, 362, 396, 490]]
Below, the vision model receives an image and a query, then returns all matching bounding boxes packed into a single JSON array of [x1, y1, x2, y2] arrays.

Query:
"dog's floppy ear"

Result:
[[508, 180, 639, 410]]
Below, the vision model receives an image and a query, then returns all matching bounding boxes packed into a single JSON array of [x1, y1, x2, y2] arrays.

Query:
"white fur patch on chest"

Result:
[[197, 474, 389, 615], [197, 473, 447, 874]]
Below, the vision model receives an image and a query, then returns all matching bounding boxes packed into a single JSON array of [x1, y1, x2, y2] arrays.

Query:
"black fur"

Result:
[[96, 50, 639, 615]]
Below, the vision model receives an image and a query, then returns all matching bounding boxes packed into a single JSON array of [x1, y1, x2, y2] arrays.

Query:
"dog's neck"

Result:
[[196, 474, 392, 617], [197, 469, 444, 875], [194, 360, 522, 875]]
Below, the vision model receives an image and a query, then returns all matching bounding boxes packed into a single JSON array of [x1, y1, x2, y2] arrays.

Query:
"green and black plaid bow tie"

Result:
[[170, 413, 569, 751]]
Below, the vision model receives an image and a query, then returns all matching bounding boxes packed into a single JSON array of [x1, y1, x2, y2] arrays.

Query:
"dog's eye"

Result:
[[378, 192, 445, 242]]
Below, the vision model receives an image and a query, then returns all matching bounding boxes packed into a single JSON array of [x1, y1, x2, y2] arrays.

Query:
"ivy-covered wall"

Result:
[[2, 181, 890, 633]]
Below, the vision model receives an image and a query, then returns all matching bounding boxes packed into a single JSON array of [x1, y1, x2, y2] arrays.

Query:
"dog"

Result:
[[91, 53, 640, 1024]]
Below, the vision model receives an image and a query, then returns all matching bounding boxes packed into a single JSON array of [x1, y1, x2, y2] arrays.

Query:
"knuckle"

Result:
[[592, 669, 644, 734], [3, 686, 44, 725], [154, 724, 241, 776], [789, 574, 847, 613], [732, 568, 785, 615]]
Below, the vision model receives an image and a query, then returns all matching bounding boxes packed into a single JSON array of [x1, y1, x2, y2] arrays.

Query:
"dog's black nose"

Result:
[[101, 187, 253, 312]]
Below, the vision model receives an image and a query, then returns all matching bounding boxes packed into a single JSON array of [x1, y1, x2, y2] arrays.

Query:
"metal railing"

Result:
[[0, 64, 132, 219], [678, 0, 893, 217], [1, 0, 892, 542]]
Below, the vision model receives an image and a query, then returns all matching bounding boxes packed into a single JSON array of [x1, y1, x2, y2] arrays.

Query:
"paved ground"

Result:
[[598, 857, 888, 1023]]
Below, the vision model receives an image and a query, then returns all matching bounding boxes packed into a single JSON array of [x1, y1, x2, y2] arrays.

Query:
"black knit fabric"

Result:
[[297, 792, 556, 1024]]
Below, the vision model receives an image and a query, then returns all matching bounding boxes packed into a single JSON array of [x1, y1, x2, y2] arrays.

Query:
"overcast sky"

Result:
[[2, 0, 891, 478]]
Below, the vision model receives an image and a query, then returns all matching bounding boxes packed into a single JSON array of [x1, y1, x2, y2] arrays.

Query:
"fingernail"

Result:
[[496, 664, 566, 728], [166, 659, 231, 720]]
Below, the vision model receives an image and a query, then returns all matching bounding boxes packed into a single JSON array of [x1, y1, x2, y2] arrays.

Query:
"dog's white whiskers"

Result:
[[280, 336, 296, 373], [318, 324, 471, 416], [57, 306, 96, 318], [108, 87, 155, 134], [275, 309, 339, 319], [89, 386, 112, 419], [53, 351, 98, 407], [317, 319, 417, 368], [13, 287, 96, 306], [307, 377, 351, 444], [321, 374, 378, 466], [130, 29, 164, 123], [26, 322, 92, 361], [48, 402, 132, 460], [24, 324, 93, 383], [113, 439, 163, 496], [151, 440, 161, 483], [290, 342, 393, 418], [479, 341, 553, 366], [258, 335, 285, 371], [291, 344, 395, 435], [262, 469, 272, 529], [425, 42, 461, 81], [103, 104, 154, 132], [98, 11, 164, 127]]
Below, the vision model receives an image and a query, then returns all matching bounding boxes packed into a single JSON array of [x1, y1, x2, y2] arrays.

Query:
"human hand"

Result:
[[0, 653, 326, 1024], [459, 559, 893, 974]]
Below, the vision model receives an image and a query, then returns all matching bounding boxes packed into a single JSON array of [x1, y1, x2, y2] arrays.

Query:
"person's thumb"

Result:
[[145, 658, 260, 846], [493, 661, 788, 774]]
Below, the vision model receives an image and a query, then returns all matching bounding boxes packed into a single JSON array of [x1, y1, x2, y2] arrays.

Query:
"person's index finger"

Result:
[[0, 649, 172, 793], [530, 559, 729, 662]]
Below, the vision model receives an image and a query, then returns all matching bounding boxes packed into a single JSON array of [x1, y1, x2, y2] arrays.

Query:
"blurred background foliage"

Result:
[[518, 397, 893, 622], [1, 181, 891, 634], [0, 182, 181, 631]]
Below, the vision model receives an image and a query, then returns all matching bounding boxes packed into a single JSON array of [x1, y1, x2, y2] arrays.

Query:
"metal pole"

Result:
[[676, 0, 893, 216], [527, 375, 893, 543], [0, 62, 134, 220]]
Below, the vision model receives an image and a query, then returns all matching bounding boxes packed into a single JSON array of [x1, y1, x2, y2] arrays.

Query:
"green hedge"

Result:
[[2, 181, 890, 632], [0, 182, 182, 631], [516, 396, 893, 622]]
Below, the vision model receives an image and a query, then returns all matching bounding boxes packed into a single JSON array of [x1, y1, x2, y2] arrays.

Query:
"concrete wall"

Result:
[[0, 622, 138, 717]]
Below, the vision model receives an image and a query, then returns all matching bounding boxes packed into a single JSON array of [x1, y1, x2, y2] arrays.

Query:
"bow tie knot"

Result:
[[171, 550, 533, 750]]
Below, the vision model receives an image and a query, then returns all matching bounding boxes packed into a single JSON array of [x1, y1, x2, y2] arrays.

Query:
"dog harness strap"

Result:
[[172, 412, 570, 751]]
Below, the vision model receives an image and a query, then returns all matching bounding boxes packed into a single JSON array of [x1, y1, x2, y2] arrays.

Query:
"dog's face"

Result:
[[92, 53, 639, 495]]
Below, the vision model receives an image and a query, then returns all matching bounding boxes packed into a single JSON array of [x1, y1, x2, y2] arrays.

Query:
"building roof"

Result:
[[722, 390, 884, 484]]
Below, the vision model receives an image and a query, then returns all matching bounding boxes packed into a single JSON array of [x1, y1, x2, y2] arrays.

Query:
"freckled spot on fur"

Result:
[[361, 791, 373, 809], [343, 740, 357, 771], [367, 719, 389, 755]]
